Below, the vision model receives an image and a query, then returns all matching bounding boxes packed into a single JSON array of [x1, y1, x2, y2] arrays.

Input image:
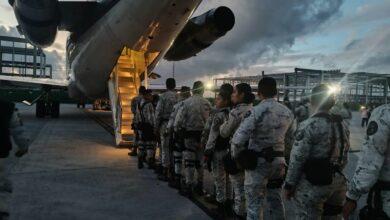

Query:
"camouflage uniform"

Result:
[[175, 94, 211, 189], [136, 99, 157, 162], [346, 104, 390, 218], [285, 112, 350, 220], [294, 103, 310, 123], [220, 103, 252, 217], [167, 100, 185, 178], [201, 108, 217, 149], [205, 107, 230, 203], [155, 90, 177, 169], [0, 108, 29, 216], [330, 102, 352, 127], [131, 95, 143, 147], [232, 98, 294, 220]]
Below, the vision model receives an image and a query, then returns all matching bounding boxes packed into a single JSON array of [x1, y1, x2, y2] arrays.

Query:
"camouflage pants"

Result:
[[230, 172, 246, 216], [0, 159, 11, 214], [266, 187, 285, 220], [159, 122, 171, 168], [212, 151, 228, 203], [173, 150, 183, 176], [138, 142, 156, 162], [244, 158, 285, 220], [183, 138, 203, 187], [293, 174, 346, 220]]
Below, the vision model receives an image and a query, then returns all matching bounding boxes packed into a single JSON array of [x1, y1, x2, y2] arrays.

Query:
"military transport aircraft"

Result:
[[1, 0, 235, 146]]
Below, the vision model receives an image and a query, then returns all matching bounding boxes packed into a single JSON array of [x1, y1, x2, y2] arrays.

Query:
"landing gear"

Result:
[[36, 100, 46, 118], [35, 100, 60, 118], [51, 101, 60, 118]]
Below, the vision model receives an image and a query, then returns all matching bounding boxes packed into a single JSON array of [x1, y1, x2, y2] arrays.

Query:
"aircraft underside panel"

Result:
[[108, 47, 159, 146]]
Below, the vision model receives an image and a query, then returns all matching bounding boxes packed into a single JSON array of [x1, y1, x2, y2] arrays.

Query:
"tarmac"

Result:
[[6, 104, 210, 220], [4, 104, 369, 220]]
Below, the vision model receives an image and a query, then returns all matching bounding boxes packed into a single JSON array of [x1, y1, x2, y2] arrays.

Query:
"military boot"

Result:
[[211, 202, 225, 219], [194, 182, 204, 196], [154, 164, 163, 175], [179, 184, 193, 198], [137, 158, 144, 169], [204, 193, 218, 205], [158, 168, 168, 181], [147, 158, 155, 169], [128, 149, 137, 157], [224, 200, 234, 217], [0, 211, 9, 220], [168, 174, 181, 189], [233, 212, 246, 220]]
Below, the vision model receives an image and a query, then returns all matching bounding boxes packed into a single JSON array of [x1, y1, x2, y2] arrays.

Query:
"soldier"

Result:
[[220, 83, 254, 219], [294, 99, 310, 123], [129, 86, 146, 157], [0, 101, 29, 219], [135, 89, 157, 169], [175, 81, 212, 197], [330, 102, 352, 127], [284, 84, 350, 220], [343, 104, 390, 219], [204, 89, 233, 216], [166, 86, 191, 189], [155, 78, 177, 181], [232, 77, 294, 220]]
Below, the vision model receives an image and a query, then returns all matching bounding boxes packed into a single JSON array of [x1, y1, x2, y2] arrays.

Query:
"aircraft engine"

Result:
[[164, 6, 235, 61], [11, 0, 59, 47]]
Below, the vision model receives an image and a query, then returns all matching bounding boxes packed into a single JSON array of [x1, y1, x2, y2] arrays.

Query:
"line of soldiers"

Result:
[[0, 100, 30, 220], [130, 77, 389, 220]]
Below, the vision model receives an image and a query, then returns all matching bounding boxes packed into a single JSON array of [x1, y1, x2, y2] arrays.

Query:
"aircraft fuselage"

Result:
[[67, 0, 202, 99]]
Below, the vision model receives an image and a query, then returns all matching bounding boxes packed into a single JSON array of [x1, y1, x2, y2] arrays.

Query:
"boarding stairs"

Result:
[[108, 48, 159, 147]]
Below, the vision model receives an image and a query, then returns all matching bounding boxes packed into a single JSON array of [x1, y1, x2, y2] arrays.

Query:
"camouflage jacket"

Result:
[[205, 107, 230, 151], [220, 103, 253, 139], [232, 98, 294, 157], [10, 109, 30, 151], [347, 104, 390, 200], [155, 90, 177, 128], [167, 99, 185, 133], [294, 104, 310, 123], [174, 94, 212, 132], [201, 107, 217, 147], [135, 99, 155, 126], [285, 111, 350, 186], [131, 95, 143, 115]]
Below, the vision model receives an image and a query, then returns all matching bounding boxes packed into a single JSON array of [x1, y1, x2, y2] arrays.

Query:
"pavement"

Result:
[[4, 104, 370, 220], [6, 104, 210, 220]]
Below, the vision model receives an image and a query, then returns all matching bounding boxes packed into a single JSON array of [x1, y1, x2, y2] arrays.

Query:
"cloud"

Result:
[[156, 0, 345, 84]]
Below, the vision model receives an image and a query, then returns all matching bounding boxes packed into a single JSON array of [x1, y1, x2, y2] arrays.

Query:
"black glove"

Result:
[[15, 149, 28, 158]]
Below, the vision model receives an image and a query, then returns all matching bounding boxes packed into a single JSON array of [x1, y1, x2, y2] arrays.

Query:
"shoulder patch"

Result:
[[367, 121, 378, 136], [214, 117, 222, 126], [244, 111, 252, 119], [295, 130, 304, 141]]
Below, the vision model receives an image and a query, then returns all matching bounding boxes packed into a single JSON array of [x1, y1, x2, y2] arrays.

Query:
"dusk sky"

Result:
[[0, 0, 389, 85]]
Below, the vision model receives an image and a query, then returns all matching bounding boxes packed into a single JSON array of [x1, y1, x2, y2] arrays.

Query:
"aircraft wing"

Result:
[[0, 75, 69, 88]]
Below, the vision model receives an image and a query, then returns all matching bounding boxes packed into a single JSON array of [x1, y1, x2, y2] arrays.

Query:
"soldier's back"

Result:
[[182, 95, 211, 131]]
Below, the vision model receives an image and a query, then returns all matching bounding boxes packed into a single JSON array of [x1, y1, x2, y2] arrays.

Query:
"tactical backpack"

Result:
[[303, 113, 345, 186], [359, 181, 390, 220], [138, 102, 156, 141]]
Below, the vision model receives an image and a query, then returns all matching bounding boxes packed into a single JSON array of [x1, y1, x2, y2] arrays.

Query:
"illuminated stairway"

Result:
[[108, 49, 142, 146], [108, 48, 159, 146]]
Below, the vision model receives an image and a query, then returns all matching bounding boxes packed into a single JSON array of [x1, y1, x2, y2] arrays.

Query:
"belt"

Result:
[[255, 149, 284, 158]]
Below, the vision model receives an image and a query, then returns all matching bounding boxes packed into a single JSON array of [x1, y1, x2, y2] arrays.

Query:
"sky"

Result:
[[0, 0, 389, 85]]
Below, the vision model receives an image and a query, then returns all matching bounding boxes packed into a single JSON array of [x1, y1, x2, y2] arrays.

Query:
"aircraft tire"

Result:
[[36, 101, 45, 118], [51, 101, 60, 118]]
